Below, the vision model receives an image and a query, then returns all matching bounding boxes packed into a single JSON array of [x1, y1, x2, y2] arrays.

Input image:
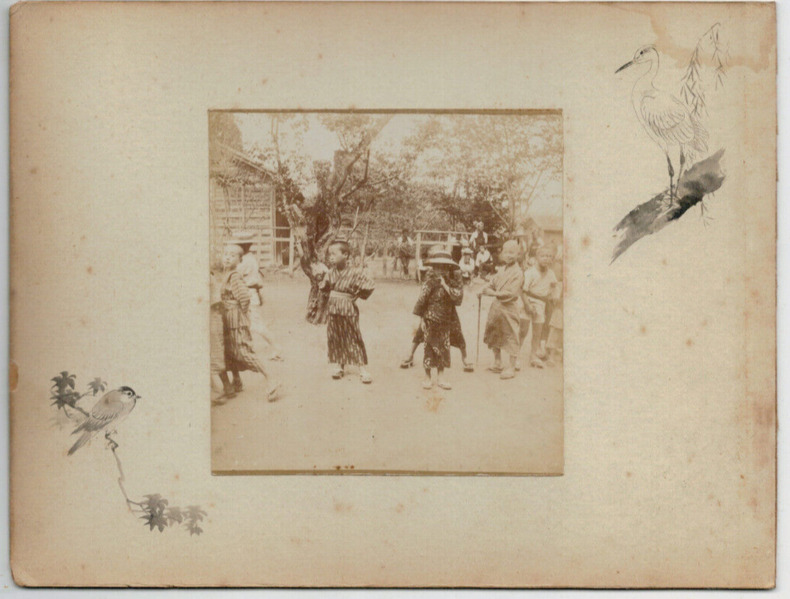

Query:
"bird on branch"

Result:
[[67, 386, 140, 455], [616, 45, 708, 201]]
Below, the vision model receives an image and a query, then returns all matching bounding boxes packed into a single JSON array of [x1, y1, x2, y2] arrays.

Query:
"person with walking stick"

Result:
[[477, 240, 527, 380]]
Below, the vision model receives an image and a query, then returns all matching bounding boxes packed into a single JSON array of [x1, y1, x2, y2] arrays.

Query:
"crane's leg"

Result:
[[666, 154, 675, 202], [678, 150, 686, 195]]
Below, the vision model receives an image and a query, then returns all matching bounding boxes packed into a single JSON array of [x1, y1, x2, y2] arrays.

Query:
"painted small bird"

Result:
[[67, 386, 140, 455], [616, 45, 708, 200]]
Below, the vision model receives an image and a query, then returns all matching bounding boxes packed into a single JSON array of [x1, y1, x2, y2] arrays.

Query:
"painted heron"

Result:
[[616, 45, 708, 200]]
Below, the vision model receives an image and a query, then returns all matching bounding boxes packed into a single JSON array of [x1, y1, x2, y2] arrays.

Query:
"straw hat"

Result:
[[425, 245, 458, 267], [462, 247, 473, 255], [224, 231, 255, 245]]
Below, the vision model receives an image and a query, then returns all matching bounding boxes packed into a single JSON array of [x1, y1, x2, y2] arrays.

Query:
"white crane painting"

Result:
[[616, 44, 709, 201], [612, 24, 727, 262]]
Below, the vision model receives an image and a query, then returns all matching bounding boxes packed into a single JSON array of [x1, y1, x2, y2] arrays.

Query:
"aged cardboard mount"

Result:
[[9, 1, 776, 587]]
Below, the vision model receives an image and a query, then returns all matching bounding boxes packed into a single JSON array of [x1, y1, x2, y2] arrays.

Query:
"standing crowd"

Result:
[[211, 224, 562, 403]]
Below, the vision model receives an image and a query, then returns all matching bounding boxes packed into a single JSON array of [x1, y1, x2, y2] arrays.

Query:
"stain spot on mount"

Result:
[[9, 361, 18, 392]]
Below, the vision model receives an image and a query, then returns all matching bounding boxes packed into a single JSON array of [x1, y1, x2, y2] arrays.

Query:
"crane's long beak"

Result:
[[615, 60, 634, 74]]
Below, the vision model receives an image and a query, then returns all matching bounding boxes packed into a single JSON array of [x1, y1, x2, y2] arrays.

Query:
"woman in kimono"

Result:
[[412, 247, 464, 390], [221, 244, 281, 401], [479, 240, 527, 380], [321, 239, 375, 383]]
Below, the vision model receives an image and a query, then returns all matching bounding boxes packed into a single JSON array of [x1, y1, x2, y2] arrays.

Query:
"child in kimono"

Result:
[[322, 239, 375, 383], [521, 245, 558, 368], [458, 247, 476, 283], [221, 244, 281, 401], [210, 264, 233, 404], [475, 246, 494, 278], [231, 236, 284, 361], [401, 266, 474, 373], [412, 247, 464, 390], [479, 240, 526, 380]]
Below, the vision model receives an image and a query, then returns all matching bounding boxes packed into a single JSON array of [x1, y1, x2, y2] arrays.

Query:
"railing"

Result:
[[414, 229, 475, 264]]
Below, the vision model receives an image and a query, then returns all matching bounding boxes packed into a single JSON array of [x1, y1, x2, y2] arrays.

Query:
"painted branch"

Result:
[[611, 149, 725, 262]]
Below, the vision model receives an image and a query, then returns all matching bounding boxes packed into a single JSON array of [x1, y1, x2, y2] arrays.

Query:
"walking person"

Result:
[[411, 246, 464, 390], [400, 263, 474, 373], [221, 243, 281, 401], [227, 232, 284, 361]]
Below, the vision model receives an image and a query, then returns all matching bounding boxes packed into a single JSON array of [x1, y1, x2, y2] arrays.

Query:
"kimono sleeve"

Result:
[[229, 271, 251, 311], [498, 269, 523, 302], [446, 272, 464, 306], [413, 278, 437, 317], [354, 270, 375, 300]]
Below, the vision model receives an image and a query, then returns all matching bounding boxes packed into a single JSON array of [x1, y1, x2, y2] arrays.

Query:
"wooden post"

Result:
[[270, 186, 277, 265], [415, 231, 422, 282], [288, 232, 295, 268], [240, 185, 246, 229], [258, 228, 265, 267]]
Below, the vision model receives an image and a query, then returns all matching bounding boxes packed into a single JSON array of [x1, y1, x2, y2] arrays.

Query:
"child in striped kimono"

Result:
[[479, 240, 527, 380], [221, 244, 281, 402], [321, 239, 375, 384]]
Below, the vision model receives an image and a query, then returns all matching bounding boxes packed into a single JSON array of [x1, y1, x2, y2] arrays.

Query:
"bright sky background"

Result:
[[235, 112, 562, 218]]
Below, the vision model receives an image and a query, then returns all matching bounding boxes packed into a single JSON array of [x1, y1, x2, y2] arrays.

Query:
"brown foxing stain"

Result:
[[86, 266, 93, 274], [394, 503, 405, 514], [174, 473, 179, 481], [29, 167, 37, 175], [618, 4, 774, 72], [197, 297, 203, 304], [581, 235, 591, 248], [639, 325, 647, 335], [625, 471, 632, 478], [333, 499, 352, 513], [261, 78, 268, 85], [317, 53, 323, 60], [425, 393, 443, 412], [9, 361, 18, 392], [685, 338, 694, 347]]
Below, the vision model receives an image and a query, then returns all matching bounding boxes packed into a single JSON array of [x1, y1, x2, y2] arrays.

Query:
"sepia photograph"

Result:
[[209, 110, 564, 474], [8, 1, 776, 587]]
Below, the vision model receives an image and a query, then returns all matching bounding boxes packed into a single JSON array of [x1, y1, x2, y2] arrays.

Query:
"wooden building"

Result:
[[209, 141, 291, 268]]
